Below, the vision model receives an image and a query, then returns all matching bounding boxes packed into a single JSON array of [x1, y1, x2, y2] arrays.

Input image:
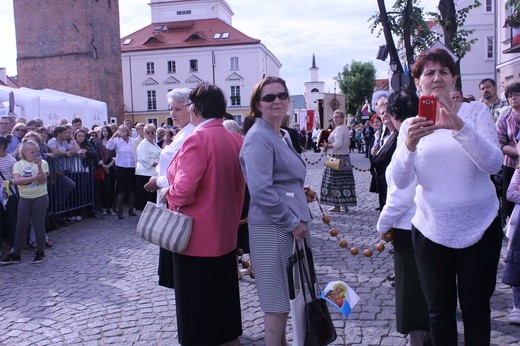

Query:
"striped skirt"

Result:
[[249, 223, 297, 313], [320, 154, 357, 206]]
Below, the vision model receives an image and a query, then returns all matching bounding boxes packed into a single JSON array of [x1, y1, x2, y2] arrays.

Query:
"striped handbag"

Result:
[[136, 201, 193, 253]]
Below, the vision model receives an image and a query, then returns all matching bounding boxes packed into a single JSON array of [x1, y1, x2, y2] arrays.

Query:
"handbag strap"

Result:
[[295, 239, 318, 302]]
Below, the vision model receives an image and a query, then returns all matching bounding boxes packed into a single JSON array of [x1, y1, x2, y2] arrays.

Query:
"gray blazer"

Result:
[[240, 117, 312, 231]]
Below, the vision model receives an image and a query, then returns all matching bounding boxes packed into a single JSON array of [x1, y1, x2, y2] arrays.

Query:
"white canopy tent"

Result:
[[0, 85, 107, 129]]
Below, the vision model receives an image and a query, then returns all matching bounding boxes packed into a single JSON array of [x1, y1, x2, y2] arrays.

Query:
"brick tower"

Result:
[[13, 0, 124, 122]]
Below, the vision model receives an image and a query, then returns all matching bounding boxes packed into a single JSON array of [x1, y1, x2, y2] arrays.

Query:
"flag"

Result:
[[361, 102, 369, 116], [320, 280, 360, 318]]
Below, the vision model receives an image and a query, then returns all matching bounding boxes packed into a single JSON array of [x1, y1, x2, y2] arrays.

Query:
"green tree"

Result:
[[336, 61, 376, 117], [504, 0, 520, 28]]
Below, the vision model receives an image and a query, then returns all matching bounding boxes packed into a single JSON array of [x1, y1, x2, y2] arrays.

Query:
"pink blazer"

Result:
[[166, 120, 245, 257]]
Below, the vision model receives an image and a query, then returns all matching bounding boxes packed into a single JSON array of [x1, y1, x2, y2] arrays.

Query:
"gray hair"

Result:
[[371, 90, 390, 112], [167, 88, 192, 104], [223, 120, 242, 135]]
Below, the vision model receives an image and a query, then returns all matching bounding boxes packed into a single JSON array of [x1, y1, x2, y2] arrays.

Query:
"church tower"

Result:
[[13, 0, 124, 120], [304, 54, 325, 110]]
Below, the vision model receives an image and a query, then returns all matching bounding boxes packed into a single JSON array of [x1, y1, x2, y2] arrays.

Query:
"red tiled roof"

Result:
[[375, 78, 389, 91], [0, 76, 20, 88], [121, 18, 260, 52]]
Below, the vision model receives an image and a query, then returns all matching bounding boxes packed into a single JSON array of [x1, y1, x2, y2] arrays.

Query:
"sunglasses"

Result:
[[145, 131, 156, 135], [259, 92, 289, 102]]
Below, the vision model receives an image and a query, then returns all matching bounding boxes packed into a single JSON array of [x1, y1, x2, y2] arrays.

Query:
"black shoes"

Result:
[[33, 251, 46, 264], [0, 253, 21, 265], [0, 251, 46, 265]]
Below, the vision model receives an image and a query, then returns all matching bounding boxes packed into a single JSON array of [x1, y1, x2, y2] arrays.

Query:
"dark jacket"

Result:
[[282, 126, 303, 154]]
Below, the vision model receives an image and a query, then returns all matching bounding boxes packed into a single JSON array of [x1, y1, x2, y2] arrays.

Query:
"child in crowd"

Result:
[[0, 140, 49, 265]]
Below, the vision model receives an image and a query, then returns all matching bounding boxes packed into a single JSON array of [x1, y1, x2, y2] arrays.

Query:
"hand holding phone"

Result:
[[419, 95, 437, 123]]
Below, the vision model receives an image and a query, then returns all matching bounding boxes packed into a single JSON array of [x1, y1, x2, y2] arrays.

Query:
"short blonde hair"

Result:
[[20, 140, 39, 161], [143, 123, 156, 133]]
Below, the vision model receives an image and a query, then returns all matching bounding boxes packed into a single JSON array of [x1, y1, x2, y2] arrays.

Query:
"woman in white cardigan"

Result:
[[135, 123, 161, 210], [390, 48, 503, 345]]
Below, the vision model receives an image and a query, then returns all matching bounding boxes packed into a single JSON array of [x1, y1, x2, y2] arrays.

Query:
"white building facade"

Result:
[[121, 0, 281, 126], [292, 55, 345, 131], [429, 0, 496, 98], [457, 0, 496, 98], [496, 0, 520, 94]]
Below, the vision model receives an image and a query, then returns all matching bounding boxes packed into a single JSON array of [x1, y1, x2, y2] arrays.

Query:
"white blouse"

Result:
[[136, 139, 161, 176]]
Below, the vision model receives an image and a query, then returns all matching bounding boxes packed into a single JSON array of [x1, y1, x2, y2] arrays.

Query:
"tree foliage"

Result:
[[430, 0, 481, 58], [369, 0, 435, 63], [505, 0, 520, 28], [507, 0, 520, 11], [369, 0, 481, 91], [336, 61, 376, 117]]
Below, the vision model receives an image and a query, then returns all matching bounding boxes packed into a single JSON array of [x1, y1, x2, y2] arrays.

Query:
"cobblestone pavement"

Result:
[[1, 150, 519, 345]]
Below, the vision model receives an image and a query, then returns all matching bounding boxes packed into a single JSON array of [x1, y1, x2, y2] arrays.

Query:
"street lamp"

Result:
[[389, 59, 398, 73], [389, 59, 410, 91]]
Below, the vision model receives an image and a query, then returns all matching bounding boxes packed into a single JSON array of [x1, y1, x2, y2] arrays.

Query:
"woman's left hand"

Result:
[[432, 93, 465, 132]]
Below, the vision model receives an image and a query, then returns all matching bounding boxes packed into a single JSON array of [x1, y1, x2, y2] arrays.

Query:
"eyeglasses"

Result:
[[145, 131, 156, 135], [259, 92, 289, 102]]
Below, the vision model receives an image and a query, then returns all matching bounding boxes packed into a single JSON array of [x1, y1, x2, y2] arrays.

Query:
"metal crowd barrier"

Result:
[[46, 156, 95, 215]]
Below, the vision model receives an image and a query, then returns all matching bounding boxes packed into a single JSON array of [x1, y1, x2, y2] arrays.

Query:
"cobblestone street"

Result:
[[1, 150, 519, 345]]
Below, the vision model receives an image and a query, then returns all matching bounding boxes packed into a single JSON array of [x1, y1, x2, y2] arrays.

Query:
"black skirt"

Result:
[[173, 250, 242, 345], [392, 228, 430, 334], [114, 166, 135, 193]]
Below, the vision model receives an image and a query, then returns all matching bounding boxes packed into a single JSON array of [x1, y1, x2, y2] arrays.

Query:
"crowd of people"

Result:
[[2, 46, 520, 345], [0, 115, 184, 262]]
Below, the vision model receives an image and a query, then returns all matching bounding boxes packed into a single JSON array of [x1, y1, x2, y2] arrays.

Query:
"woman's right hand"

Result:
[[405, 117, 435, 152], [144, 176, 159, 192], [292, 222, 307, 241]]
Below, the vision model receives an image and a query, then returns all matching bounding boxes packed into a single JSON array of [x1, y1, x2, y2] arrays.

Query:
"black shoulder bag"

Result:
[[295, 239, 337, 346]]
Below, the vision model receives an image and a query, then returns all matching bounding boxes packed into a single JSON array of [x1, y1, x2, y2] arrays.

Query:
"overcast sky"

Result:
[[0, 0, 438, 95]]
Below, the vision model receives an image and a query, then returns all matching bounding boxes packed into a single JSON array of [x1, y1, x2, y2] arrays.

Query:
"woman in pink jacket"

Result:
[[166, 84, 245, 346]]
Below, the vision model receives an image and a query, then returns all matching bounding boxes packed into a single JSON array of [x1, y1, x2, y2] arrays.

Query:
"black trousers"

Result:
[[412, 217, 502, 346]]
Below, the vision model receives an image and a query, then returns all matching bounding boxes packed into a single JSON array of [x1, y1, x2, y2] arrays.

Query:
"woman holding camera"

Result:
[[391, 48, 503, 345]]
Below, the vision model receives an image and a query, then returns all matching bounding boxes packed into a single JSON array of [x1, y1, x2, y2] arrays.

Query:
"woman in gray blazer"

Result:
[[240, 76, 312, 345]]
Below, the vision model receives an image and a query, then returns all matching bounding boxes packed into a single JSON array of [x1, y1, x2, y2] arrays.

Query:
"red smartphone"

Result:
[[418, 95, 437, 122]]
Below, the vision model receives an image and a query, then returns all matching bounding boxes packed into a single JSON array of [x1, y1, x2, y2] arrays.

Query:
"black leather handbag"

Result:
[[294, 239, 337, 346]]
